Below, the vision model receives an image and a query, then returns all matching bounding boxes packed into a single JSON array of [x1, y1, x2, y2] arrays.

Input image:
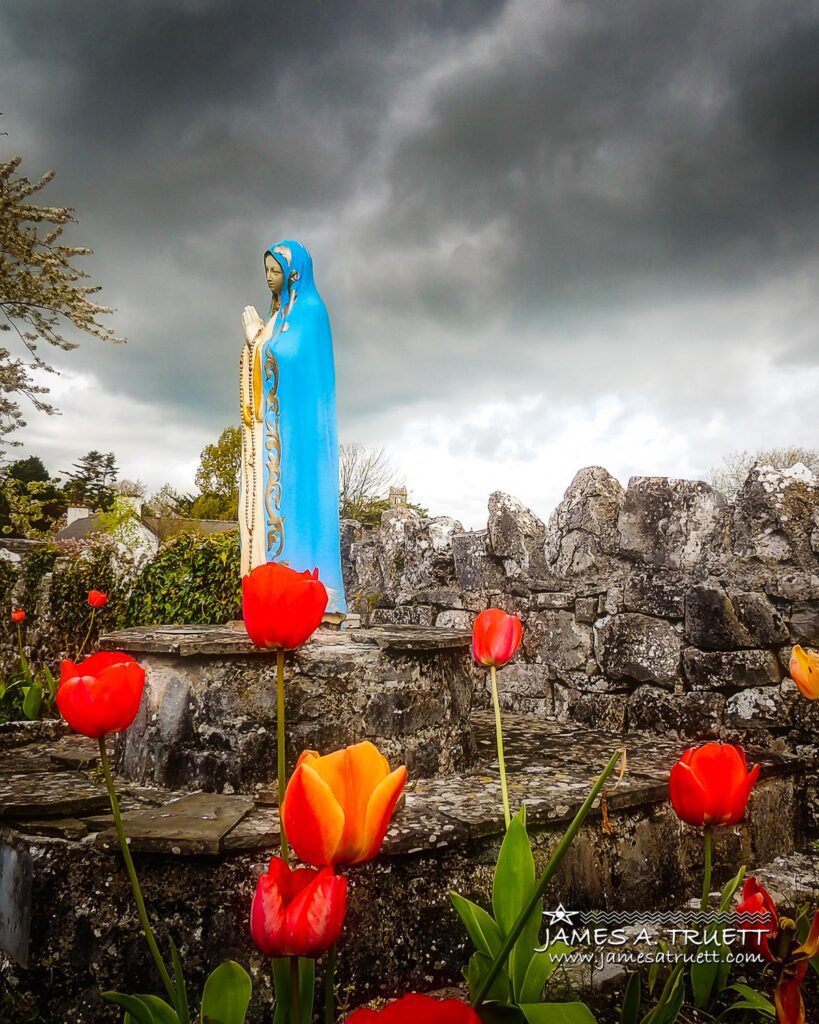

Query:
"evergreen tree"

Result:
[[63, 450, 118, 511]]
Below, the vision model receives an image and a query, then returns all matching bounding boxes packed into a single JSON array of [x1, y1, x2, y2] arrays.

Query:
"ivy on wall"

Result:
[[123, 530, 241, 627]]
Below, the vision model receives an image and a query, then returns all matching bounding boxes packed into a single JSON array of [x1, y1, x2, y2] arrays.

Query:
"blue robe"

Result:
[[261, 240, 346, 615]]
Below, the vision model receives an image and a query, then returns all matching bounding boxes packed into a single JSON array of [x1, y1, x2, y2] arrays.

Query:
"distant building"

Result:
[[388, 486, 408, 507], [54, 498, 236, 561]]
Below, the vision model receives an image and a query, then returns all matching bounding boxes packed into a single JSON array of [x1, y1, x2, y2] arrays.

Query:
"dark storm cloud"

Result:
[[376, 0, 819, 317], [0, 0, 817, 497]]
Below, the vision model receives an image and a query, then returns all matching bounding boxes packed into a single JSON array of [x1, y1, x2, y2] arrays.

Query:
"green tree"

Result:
[[0, 156, 123, 444], [63, 450, 118, 511], [145, 483, 196, 518], [0, 455, 66, 536], [193, 426, 241, 520]]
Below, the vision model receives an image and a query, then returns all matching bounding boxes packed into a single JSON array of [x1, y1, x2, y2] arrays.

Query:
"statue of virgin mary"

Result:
[[239, 239, 346, 620]]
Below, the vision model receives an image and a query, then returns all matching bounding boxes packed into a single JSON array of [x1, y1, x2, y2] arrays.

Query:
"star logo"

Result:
[[544, 903, 578, 926]]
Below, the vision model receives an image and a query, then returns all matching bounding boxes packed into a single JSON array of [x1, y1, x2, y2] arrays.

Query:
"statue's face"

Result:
[[264, 253, 284, 295]]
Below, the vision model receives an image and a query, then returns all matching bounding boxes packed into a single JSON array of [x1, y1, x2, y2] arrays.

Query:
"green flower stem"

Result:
[[16, 622, 24, 668], [646, 825, 715, 1024], [701, 825, 713, 911], [97, 737, 177, 1006], [489, 665, 511, 829], [471, 746, 626, 1007], [277, 648, 290, 861], [290, 956, 301, 1024], [324, 943, 337, 1024], [77, 607, 96, 660]]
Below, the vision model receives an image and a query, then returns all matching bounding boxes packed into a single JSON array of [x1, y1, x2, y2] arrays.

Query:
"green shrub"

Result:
[[124, 530, 241, 626], [19, 544, 59, 615], [49, 540, 124, 656]]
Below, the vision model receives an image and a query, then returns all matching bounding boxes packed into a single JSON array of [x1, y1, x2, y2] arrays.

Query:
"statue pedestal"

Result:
[[99, 624, 475, 794]]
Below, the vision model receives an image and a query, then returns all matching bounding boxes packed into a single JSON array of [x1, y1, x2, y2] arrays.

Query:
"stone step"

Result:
[[750, 845, 819, 908], [0, 713, 808, 1022]]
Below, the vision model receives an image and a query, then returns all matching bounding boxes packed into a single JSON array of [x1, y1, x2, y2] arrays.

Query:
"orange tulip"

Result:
[[471, 608, 523, 668], [282, 741, 407, 866], [11, 609, 25, 623], [790, 645, 819, 700], [669, 742, 759, 826]]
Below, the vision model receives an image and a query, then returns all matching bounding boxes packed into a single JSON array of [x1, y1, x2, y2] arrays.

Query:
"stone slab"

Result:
[[112, 625, 475, 792], [11, 816, 89, 840], [100, 623, 472, 656], [50, 747, 100, 771], [0, 769, 108, 819], [95, 792, 254, 854], [0, 834, 32, 966]]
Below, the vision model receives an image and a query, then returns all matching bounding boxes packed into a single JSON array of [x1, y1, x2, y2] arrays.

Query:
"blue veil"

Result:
[[261, 239, 346, 615]]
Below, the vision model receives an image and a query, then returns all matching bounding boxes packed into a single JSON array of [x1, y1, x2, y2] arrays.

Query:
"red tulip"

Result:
[[242, 561, 328, 650], [250, 856, 346, 958], [346, 994, 481, 1023], [669, 742, 759, 826], [11, 609, 25, 623], [57, 651, 146, 739], [736, 877, 779, 960], [734, 876, 819, 1024], [471, 608, 523, 668], [88, 590, 109, 609]]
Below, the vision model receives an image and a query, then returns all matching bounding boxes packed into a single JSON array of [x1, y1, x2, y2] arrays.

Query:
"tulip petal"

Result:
[[669, 761, 707, 825], [358, 765, 408, 863], [284, 868, 347, 958], [790, 645, 819, 700], [472, 608, 523, 668], [310, 742, 391, 863], [793, 909, 819, 960], [775, 963, 807, 1024], [282, 763, 345, 866], [250, 872, 288, 957], [346, 994, 482, 1023]]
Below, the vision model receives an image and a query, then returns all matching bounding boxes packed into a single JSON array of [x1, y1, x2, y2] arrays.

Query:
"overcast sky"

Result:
[[1, 0, 817, 528]]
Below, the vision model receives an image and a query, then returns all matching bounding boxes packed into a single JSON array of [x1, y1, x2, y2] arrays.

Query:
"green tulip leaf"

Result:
[[466, 951, 512, 1005], [620, 972, 640, 1024], [492, 808, 541, 999], [477, 1005, 526, 1023], [690, 955, 719, 1008], [22, 682, 42, 721], [137, 996, 179, 1024], [168, 937, 190, 1024], [723, 984, 776, 1016], [519, 943, 572, 1003], [492, 808, 534, 933], [451, 891, 504, 957], [718, 865, 746, 912], [42, 664, 58, 698], [200, 961, 251, 1024], [651, 969, 685, 1024], [520, 1002, 597, 1023], [102, 993, 156, 1024]]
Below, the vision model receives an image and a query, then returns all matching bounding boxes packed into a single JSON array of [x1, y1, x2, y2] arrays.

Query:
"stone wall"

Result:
[[342, 464, 819, 772]]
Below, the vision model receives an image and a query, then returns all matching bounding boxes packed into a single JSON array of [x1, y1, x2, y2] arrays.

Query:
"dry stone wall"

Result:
[[342, 464, 819, 778]]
